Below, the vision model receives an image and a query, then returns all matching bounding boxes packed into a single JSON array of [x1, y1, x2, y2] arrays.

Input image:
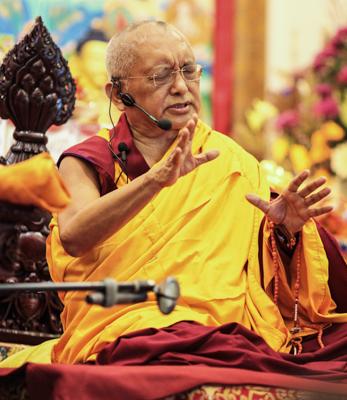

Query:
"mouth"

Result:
[[166, 102, 191, 113]]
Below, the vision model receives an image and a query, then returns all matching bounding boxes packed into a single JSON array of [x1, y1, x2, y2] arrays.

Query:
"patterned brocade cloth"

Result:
[[0, 383, 339, 400], [167, 385, 327, 400], [0, 343, 30, 362]]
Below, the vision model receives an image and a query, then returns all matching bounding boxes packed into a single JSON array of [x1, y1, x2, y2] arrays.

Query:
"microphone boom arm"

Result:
[[0, 277, 180, 315]]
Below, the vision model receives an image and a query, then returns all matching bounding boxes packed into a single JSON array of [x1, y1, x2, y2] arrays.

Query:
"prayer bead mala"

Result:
[[268, 219, 325, 355]]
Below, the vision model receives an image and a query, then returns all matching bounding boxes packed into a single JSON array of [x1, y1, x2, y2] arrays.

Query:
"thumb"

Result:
[[246, 193, 270, 214], [194, 150, 220, 166]]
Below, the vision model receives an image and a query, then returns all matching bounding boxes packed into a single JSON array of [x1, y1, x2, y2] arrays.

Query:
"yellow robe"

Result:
[[44, 119, 347, 364]]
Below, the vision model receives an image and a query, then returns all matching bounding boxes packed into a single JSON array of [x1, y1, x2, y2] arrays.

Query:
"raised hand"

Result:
[[246, 170, 333, 234], [150, 114, 219, 187]]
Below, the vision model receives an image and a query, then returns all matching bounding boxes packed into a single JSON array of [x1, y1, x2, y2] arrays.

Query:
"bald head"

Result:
[[105, 21, 191, 80]]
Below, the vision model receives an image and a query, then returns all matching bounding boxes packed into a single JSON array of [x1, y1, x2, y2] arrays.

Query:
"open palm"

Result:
[[246, 170, 333, 233], [152, 114, 219, 188]]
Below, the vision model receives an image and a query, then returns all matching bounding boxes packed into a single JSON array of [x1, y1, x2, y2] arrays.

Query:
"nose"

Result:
[[169, 69, 189, 95]]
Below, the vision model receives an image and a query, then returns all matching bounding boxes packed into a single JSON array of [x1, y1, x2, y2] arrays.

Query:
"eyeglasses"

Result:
[[124, 64, 203, 87]]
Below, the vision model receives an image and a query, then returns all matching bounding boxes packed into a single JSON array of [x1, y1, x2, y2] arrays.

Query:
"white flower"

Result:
[[331, 142, 347, 179]]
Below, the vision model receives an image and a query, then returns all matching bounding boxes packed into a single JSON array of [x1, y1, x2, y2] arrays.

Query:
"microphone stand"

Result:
[[0, 277, 180, 315]]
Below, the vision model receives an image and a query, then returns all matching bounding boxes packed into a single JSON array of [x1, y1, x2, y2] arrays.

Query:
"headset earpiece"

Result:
[[119, 93, 135, 107], [110, 77, 135, 107], [109, 77, 172, 131]]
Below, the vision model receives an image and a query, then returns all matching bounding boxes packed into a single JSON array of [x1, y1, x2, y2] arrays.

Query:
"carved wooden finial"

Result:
[[0, 16, 76, 163]]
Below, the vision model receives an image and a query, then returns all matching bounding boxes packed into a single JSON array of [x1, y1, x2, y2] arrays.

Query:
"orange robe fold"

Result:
[[0, 152, 70, 212]]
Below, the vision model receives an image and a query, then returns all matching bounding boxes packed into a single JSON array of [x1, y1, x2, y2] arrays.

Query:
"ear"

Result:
[[105, 82, 126, 112]]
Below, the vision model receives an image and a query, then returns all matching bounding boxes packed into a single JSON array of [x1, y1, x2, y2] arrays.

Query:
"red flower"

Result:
[[315, 83, 333, 98], [313, 46, 337, 72], [275, 110, 300, 131], [337, 66, 347, 85], [335, 27, 347, 41], [322, 44, 338, 57], [313, 52, 327, 72], [313, 97, 339, 119]]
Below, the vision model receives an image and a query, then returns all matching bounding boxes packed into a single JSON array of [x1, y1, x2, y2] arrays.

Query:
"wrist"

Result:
[[274, 223, 298, 251], [143, 169, 165, 193]]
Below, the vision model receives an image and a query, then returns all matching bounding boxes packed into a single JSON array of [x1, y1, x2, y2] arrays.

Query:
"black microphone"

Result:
[[120, 92, 172, 131], [118, 142, 129, 163]]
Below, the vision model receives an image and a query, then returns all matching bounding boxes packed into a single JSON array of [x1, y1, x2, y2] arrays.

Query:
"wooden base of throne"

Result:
[[0, 202, 63, 345], [0, 329, 59, 346]]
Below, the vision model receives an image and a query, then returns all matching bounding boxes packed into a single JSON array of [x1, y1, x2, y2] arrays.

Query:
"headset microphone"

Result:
[[119, 92, 172, 131], [108, 79, 171, 185]]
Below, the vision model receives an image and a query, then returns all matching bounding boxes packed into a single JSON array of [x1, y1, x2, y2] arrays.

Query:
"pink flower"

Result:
[[313, 46, 337, 72], [313, 97, 339, 119], [275, 110, 300, 131], [330, 28, 347, 49], [313, 52, 327, 71], [315, 83, 333, 98], [331, 35, 345, 50], [337, 66, 347, 84], [336, 27, 347, 36], [322, 44, 338, 58]]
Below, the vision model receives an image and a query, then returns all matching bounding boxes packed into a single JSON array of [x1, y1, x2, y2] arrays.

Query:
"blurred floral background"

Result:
[[237, 22, 347, 258]]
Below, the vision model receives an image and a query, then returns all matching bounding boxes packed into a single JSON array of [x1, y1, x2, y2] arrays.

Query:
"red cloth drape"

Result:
[[0, 321, 346, 400], [212, 0, 235, 133]]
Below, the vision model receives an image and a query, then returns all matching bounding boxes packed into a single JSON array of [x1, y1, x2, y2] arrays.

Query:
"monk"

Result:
[[2, 21, 346, 398], [44, 19, 347, 365]]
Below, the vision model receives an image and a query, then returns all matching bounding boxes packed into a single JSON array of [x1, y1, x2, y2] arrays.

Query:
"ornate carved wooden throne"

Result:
[[0, 17, 75, 345]]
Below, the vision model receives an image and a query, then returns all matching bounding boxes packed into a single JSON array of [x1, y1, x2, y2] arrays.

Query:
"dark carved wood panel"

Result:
[[0, 17, 75, 343]]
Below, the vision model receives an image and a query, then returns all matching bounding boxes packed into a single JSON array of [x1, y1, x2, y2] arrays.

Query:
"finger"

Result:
[[166, 141, 181, 166], [163, 148, 183, 184], [245, 194, 270, 214], [304, 187, 331, 206], [297, 176, 327, 198], [170, 147, 183, 169], [186, 114, 198, 142], [308, 205, 333, 218], [188, 113, 198, 127], [180, 128, 192, 159], [194, 150, 220, 165], [288, 170, 310, 193], [176, 128, 189, 152]]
